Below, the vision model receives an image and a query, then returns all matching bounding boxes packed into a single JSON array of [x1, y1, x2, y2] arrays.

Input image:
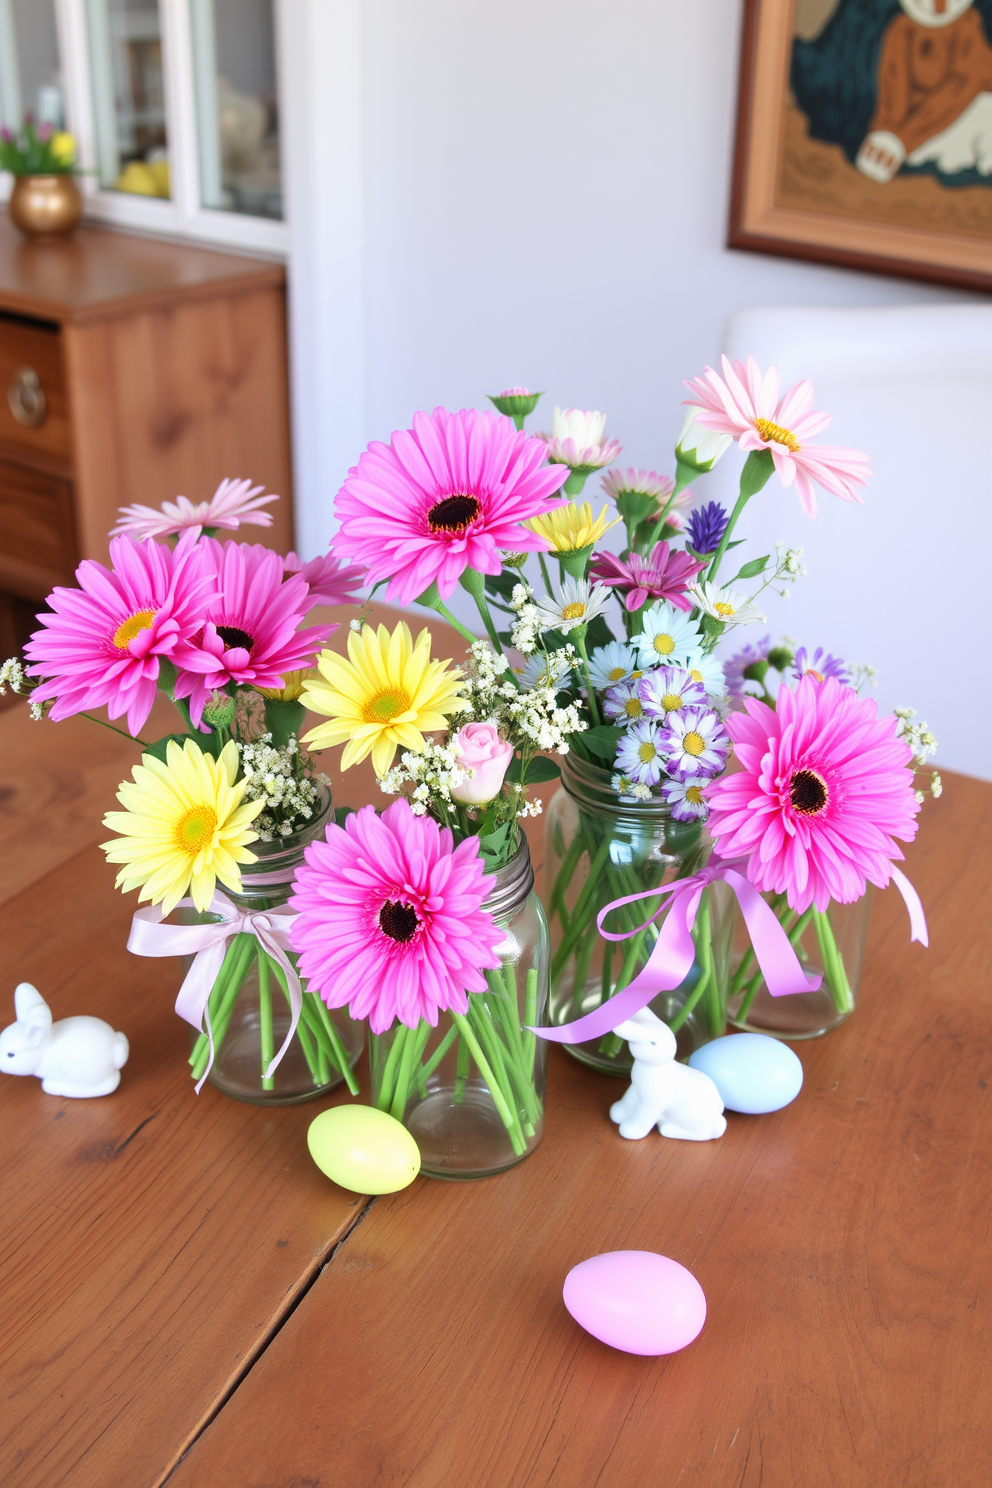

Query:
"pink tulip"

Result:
[[450, 722, 514, 805]]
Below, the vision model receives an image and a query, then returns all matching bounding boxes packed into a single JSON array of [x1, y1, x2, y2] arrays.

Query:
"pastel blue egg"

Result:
[[688, 1034, 803, 1114]]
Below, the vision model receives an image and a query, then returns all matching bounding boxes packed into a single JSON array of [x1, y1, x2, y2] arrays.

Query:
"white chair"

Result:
[[703, 305, 992, 781]]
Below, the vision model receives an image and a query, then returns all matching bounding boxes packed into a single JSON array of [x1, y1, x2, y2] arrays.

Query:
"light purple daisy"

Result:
[[603, 678, 646, 724], [662, 777, 710, 823], [639, 665, 707, 720], [792, 645, 849, 686], [722, 635, 771, 702], [661, 706, 729, 779], [615, 720, 665, 786]]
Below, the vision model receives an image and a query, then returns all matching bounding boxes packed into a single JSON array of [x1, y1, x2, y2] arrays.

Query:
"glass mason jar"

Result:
[[726, 888, 873, 1039], [545, 754, 731, 1075], [186, 787, 364, 1104], [368, 834, 548, 1180]]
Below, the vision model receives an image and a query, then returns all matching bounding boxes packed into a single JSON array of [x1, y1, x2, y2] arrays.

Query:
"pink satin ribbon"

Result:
[[532, 860, 927, 1046], [127, 890, 302, 1093]]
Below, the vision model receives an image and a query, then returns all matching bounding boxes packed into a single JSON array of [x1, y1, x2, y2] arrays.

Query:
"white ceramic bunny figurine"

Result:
[[0, 983, 129, 1098], [610, 1007, 726, 1141]]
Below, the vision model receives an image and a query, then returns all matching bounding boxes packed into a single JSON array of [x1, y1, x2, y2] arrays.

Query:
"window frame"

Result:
[[54, 0, 289, 255]]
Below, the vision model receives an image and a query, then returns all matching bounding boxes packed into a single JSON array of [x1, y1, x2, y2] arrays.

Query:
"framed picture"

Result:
[[730, 1, 992, 292]]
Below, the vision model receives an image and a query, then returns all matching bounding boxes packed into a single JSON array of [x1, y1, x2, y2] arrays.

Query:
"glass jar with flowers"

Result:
[[3, 480, 367, 1101], [1, 119, 83, 237]]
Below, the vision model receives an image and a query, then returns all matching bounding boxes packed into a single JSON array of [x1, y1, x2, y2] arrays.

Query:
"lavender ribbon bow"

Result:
[[127, 890, 302, 1093]]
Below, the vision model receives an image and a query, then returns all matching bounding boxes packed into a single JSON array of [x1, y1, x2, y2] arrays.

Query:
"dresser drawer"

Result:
[[0, 316, 72, 465], [0, 455, 77, 599]]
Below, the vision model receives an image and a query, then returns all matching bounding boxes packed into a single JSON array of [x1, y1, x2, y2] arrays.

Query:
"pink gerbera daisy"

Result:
[[289, 799, 506, 1032], [111, 478, 279, 542], [589, 540, 705, 612], [172, 540, 335, 725], [332, 407, 570, 605], [283, 550, 366, 611], [706, 676, 920, 912], [683, 355, 871, 517], [24, 536, 217, 737]]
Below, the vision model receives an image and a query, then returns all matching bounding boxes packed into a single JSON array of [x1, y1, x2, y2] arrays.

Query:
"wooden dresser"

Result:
[[0, 212, 294, 663]]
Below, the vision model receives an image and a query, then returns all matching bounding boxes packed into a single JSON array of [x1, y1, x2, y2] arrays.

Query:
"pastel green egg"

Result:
[[307, 1105, 421, 1194]]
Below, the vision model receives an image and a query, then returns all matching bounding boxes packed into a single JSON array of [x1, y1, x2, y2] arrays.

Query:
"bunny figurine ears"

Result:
[[0, 983, 128, 1098]]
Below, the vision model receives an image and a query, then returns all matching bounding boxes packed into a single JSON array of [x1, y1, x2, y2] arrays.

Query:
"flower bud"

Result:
[[202, 690, 236, 728], [675, 411, 732, 473], [449, 721, 514, 805]]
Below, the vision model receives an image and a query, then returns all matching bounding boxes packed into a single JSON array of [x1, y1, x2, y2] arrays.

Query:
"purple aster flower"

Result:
[[589, 540, 705, 613], [723, 636, 771, 703], [662, 777, 710, 822], [660, 706, 729, 779], [792, 645, 849, 686], [615, 719, 665, 786], [603, 678, 646, 724], [686, 501, 729, 555], [639, 666, 707, 720]]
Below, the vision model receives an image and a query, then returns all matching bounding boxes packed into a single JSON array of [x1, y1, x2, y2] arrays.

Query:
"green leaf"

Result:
[[484, 571, 520, 602], [735, 555, 769, 580], [333, 806, 356, 828], [478, 822, 512, 867], [505, 752, 524, 783], [142, 731, 216, 765], [581, 724, 623, 761], [520, 756, 561, 784], [700, 611, 725, 639]]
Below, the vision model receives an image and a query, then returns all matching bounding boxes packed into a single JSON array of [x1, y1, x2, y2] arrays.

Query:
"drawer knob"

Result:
[[8, 367, 47, 429]]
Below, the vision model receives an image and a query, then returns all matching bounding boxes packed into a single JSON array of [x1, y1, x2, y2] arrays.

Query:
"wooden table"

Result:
[[1, 610, 989, 1487]]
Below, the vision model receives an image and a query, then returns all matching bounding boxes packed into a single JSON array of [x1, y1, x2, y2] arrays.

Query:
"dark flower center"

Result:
[[216, 625, 255, 653], [378, 899, 420, 943], [427, 494, 480, 534], [790, 769, 828, 817]]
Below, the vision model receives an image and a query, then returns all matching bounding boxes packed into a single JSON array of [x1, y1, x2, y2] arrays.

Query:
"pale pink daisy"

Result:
[[600, 468, 690, 507], [332, 407, 569, 605], [289, 799, 506, 1033], [172, 540, 334, 725], [24, 536, 217, 737], [111, 478, 279, 542], [283, 550, 366, 611], [540, 408, 622, 472], [706, 676, 920, 912], [683, 355, 871, 517]]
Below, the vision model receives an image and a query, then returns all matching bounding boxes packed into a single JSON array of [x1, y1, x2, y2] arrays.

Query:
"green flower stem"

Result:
[[297, 993, 330, 1084], [453, 1029, 471, 1104], [80, 712, 150, 748], [390, 1021, 422, 1120], [735, 968, 765, 1023], [423, 594, 478, 647], [487, 978, 541, 1128], [293, 1010, 322, 1084], [813, 909, 854, 1014], [569, 922, 600, 1016], [788, 906, 815, 949], [466, 1001, 529, 1150], [523, 969, 538, 1066], [667, 962, 711, 1034], [474, 1003, 533, 1138], [375, 1023, 409, 1113], [311, 996, 360, 1095], [548, 832, 585, 922], [572, 630, 602, 727], [705, 448, 775, 587], [538, 551, 554, 596], [418, 1022, 459, 1085], [696, 900, 723, 1037], [258, 951, 274, 1090], [190, 934, 257, 1080], [189, 936, 245, 1066], [452, 1011, 525, 1154], [550, 835, 615, 977]]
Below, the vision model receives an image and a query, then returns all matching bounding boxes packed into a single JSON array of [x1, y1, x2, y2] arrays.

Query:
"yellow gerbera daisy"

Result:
[[101, 739, 264, 915], [525, 502, 619, 552], [255, 669, 313, 702], [302, 622, 467, 775]]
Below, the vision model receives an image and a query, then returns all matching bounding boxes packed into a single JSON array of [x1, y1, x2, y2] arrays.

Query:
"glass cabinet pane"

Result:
[[0, 0, 64, 132], [85, 0, 170, 198], [190, 0, 282, 220]]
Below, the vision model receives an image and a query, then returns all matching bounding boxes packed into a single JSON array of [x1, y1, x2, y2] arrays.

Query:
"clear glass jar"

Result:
[[727, 888, 873, 1039], [368, 834, 548, 1180], [186, 787, 364, 1104], [545, 754, 731, 1075]]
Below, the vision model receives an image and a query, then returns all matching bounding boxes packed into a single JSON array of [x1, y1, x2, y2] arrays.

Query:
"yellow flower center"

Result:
[[624, 698, 643, 718], [683, 730, 705, 756], [607, 666, 627, 682], [638, 741, 657, 764], [714, 602, 735, 618], [112, 609, 156, 649], [561, 601, 587, 621], [753, 417, 800, 453], [653, 634, 675, 655], [686, 785, 704, 805], [689, 669, 703, 683], [661, 692, 683, 712], [363, 687, 412, 724], [807, 668, 824, 683], [175, 805, 218, 854]]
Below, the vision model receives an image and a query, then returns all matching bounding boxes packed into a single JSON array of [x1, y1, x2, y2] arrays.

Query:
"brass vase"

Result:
[[8, 175, 84, 238]]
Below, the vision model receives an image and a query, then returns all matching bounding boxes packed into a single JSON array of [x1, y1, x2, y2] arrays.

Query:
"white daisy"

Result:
[[681, 647, 727, 698], [615, 719, 665, 786], [533, 577, 612, 635], [587, 640, 641, 692], [634, 603, 701, 667], [520, 652, 574, 691], [687, 582, 766, 628]]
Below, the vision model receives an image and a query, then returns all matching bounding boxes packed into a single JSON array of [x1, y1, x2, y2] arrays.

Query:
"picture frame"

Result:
[[729, 0, 992, 293]]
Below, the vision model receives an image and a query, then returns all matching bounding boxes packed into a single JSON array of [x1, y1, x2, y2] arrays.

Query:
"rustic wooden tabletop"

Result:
[[1, 606, 989, 1488]]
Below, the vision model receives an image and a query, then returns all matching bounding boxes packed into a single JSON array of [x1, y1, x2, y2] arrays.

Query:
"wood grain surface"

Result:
[[167, 774, 992, 1488]]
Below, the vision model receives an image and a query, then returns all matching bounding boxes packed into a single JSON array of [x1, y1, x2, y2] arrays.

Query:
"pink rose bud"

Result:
[[450, 721, 514, 805]]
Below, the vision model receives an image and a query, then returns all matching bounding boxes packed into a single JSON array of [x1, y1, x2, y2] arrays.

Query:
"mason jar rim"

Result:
[[481, 830, 535, 921], [560, 750, 672, 819]]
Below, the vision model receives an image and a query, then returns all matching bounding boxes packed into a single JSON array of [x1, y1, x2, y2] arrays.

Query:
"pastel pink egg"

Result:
[[563, 1250, 706, 1356]]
